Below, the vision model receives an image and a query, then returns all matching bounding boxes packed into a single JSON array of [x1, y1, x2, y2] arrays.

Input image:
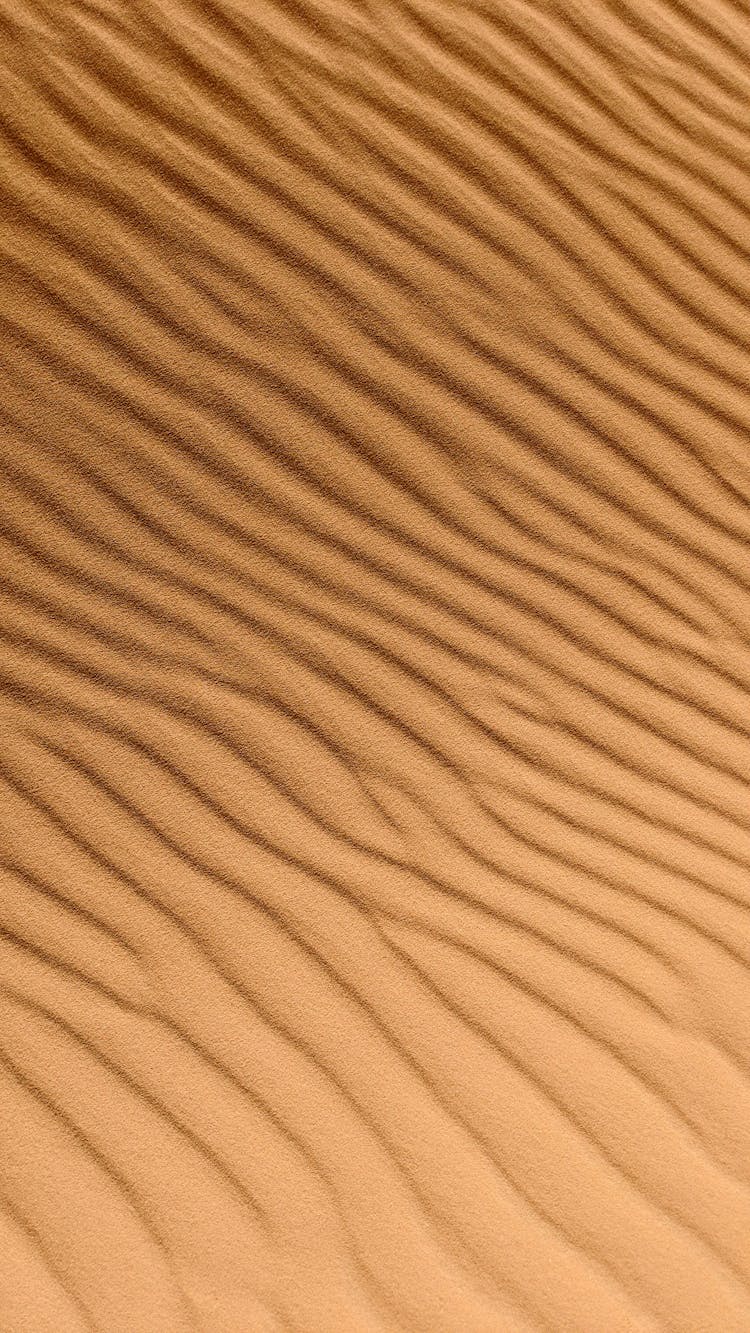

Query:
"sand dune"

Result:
[[2, 0, 750, 1328]]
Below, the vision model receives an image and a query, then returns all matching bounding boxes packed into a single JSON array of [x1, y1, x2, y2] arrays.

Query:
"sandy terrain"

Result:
[[1, 0, 750, 1328]]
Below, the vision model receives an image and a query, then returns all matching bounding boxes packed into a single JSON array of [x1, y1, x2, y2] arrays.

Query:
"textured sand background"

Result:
[[2, 1, 750, 1329]]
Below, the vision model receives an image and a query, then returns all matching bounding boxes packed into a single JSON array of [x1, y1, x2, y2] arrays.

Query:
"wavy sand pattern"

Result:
[[2, 0, 750, 1328]]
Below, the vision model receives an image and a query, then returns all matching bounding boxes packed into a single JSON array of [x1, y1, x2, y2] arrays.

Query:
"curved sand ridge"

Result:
[[2, 1, 750, 1329]]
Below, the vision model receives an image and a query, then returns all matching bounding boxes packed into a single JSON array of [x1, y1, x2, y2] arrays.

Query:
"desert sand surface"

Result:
[[2, 0, 750, 1329]]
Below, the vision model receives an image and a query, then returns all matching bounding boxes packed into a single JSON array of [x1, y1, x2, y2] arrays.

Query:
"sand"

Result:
[[1, 0, 750, 1328]]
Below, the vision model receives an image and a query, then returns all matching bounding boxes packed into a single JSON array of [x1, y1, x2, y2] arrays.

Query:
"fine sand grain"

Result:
[[2, 1, 750, 1329]]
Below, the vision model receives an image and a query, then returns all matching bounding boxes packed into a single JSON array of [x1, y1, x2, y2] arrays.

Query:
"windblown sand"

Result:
[[2, 1, 750, 1329]]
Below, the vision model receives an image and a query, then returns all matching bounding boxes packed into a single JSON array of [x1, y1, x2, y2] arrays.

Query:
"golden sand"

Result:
[[2, 1, 750, 1328]]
